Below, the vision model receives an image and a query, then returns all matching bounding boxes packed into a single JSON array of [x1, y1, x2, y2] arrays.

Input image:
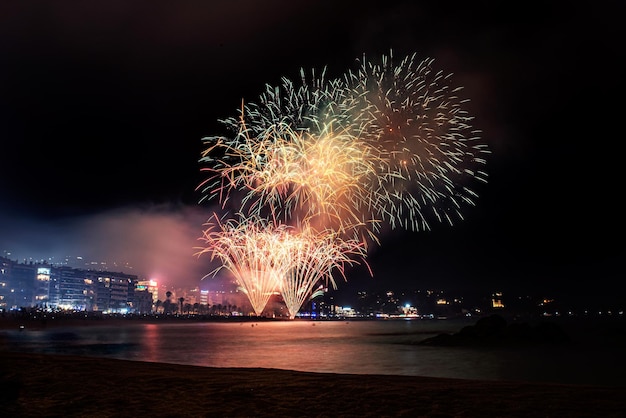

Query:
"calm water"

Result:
[[2, 317, 625, 387]]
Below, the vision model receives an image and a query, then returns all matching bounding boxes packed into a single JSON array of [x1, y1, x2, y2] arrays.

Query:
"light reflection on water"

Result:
[[3, 318, 625, 386]]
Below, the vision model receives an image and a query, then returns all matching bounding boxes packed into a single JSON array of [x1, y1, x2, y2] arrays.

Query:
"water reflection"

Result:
[[2, 318, 624, 386], [142, 323, 159, 363]]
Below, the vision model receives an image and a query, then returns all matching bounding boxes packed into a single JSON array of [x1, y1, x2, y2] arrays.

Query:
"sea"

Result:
[[2, 316, 625, 387]]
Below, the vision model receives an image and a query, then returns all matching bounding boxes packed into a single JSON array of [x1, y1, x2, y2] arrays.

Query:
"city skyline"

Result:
[[4, 251, 622, 318], [1, 2, 623, 299]]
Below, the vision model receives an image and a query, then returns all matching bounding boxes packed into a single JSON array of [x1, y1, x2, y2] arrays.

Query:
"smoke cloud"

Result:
[[1, 204, 225, 289]]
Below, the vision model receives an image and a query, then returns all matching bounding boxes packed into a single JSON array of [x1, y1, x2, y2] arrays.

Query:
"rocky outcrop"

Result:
[[419, 314, 570, 346]]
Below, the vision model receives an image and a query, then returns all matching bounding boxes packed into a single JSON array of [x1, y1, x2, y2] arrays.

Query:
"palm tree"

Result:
[[164, 291, 173, 314]]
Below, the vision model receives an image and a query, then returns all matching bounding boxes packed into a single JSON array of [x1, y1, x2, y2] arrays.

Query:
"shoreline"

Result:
[[0, 313, 298, 331], [2, 351, 626, 417], [4, 310, 623, 330]]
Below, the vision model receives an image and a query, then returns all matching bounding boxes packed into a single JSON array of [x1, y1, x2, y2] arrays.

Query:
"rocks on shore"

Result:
[[419, 314, 570, 346]]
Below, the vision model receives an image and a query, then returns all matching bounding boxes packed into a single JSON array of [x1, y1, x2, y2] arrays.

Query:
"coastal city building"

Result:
[[1, 257, 144, 313], [0, 255, 257, 316]]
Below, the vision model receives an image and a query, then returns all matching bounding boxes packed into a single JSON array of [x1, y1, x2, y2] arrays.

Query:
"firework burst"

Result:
[[276, 225, 367, 319], [195, 214, 293, 316], [196, 50, 489, 317], [195, 214, 367, 318], [219, 67, 371, 141], [347, 51, 490, 231], [199, 120, 384, 243]]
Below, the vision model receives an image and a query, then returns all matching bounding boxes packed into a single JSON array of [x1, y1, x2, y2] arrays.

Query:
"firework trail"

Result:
[[216, 67, 370, 141]]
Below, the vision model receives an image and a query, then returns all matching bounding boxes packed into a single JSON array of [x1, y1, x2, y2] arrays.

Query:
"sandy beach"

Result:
[[1, 349, 625, 417]]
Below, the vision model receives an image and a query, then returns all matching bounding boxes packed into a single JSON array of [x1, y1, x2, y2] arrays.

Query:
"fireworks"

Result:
[[199, 120, 383, 241], [196, 214, 366, 318], [195, 214, 293, 316], [276, 225, 367, 319], [346, 52, 490, 230], [196, 50, 489, 318]]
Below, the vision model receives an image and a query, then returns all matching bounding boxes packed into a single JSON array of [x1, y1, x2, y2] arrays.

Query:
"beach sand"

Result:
[[2, 350, 626, 417]]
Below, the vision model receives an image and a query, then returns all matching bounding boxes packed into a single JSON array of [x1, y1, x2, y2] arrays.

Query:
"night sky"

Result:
[[1, 1, 623, 300]]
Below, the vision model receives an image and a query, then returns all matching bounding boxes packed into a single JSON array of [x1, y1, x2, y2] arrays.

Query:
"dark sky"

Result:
[[1, 1, 624, 298]]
